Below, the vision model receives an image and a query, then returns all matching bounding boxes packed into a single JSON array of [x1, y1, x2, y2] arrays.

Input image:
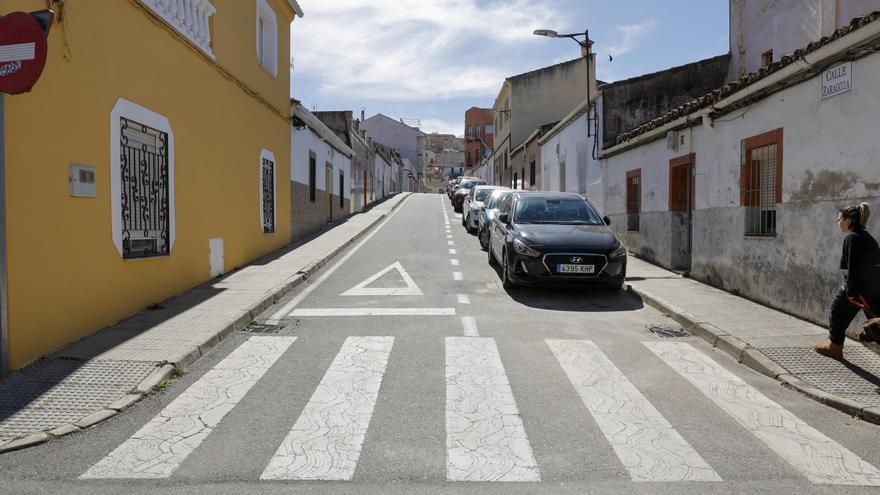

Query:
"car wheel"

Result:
[[501, 250, 516, 290], [479, 227, 489, 251]]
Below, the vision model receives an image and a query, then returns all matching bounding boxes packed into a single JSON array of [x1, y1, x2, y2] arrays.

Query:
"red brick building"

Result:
[[464, 107, 494, 171]]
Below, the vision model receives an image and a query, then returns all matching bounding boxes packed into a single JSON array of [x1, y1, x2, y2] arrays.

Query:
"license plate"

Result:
[[557, 264, 595, 274]]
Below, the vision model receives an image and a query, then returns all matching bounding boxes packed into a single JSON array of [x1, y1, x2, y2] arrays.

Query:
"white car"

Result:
[[463, 185, 509, 234]]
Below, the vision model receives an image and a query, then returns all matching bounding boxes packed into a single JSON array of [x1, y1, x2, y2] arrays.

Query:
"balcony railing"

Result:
[[142, 0, 216, 58]]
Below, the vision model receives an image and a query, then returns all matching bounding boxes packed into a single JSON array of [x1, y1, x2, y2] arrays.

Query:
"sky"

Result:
[[290, 0, 730, 137]]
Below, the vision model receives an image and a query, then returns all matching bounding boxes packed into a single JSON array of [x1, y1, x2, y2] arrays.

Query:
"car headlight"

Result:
[[610, 243, 627, 258], [513, 238, 541, 257]]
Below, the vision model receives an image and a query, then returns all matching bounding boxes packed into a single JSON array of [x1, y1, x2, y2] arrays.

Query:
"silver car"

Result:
[[476, 188, 512, 250], [463, 185, 508, 234]]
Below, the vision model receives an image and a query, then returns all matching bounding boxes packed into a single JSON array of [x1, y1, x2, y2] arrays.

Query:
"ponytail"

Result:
[[859, 202, 871, 226], [840, 202, 871, 228]]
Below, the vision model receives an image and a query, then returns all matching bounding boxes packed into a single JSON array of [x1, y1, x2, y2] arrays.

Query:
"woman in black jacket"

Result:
[[816, 202, 879, 359]]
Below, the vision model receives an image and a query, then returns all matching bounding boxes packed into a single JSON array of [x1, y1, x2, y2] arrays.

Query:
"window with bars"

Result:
[[261, 156, 275, 233], [120, 117, 170, 259], [626, 169, 641, 232], [741, 129, 783, 236], [339, 170, 344, 208]]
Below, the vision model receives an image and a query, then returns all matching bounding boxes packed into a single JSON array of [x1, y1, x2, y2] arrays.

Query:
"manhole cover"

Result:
[[244, 323, 280, 334], [648, 325, 689, 338]]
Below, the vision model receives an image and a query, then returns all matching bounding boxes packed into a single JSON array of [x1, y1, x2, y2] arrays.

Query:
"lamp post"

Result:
[[534, 28, 595, 137]]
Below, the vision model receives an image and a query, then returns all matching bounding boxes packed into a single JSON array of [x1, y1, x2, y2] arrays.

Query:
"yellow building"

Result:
[[0, 0, 302, 372]]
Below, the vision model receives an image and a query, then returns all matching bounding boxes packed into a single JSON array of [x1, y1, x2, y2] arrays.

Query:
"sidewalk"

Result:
[[626, 256, 880, 424], [0, 193, 412, 453]]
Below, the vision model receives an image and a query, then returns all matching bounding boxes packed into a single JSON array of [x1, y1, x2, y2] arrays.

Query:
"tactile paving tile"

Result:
[[840, 393, 880, 408], [746, 335, 828, 348], [761, 346, 880, 375], [797, 372, 880, 395]]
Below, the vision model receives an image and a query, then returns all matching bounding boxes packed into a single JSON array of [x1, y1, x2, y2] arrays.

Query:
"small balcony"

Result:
[[141, 0, 216, 58]]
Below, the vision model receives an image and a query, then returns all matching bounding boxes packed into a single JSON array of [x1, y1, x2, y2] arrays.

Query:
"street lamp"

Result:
[[534, 28, 595, 137]]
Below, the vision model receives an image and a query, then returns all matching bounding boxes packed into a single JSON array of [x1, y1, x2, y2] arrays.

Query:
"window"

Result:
[[513, 172, 518, 190], [626, 169, 641, 231], [339, 170, 344, 208], [529, 161, 536, 188], [110, 99, 175, 260], [309, 152, 317, 202], [761, 49, 773, 67], [119, 116, 171, 258], [467, 126, 473, 140], [485, 124, 494, 135], [256, 0, 278, 76], [260, 150, 276, 234], [475, 124, 481, 139], [742, 128, 783, 236]]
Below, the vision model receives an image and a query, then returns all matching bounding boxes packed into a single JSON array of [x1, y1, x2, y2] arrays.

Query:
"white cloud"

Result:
[[606, 19, 658, 57], [420, 118, 464, 137], [292, 0, 564, 101]]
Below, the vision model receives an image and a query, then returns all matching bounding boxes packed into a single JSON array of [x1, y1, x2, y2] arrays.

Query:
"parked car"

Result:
[[477, 189, 513, 250], [452, 178, 486, 212], [487, 191, 627, 290], [464, 185, 509, 234]]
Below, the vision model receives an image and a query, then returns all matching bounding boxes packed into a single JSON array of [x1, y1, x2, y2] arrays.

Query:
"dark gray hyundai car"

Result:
[[487, 191, 627, 290]]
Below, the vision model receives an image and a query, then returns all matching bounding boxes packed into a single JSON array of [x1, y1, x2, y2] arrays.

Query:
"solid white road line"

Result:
[[457, 294, 471, 304], [265, 195, 414, 324], [262, 337, 394, 480], [547, 340, 720, 482], [452, 272, 463, 281], [450, 259, 460, 266], [341, 261, 423, 296], [461, 317, 479, 337], [290, 308, 456, 317], [645, 342, 880, 486], [449, 249, 457, 255], [81, 336, 295, 479], [446, 337, 540, 482]]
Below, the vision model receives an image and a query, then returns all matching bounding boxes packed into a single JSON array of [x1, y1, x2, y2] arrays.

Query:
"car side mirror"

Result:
[[603, 216, 611, 226], [498, 213, 510, 225]]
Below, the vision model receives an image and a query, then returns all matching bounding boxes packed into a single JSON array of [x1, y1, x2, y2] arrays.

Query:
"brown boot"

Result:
[[815, 341, 843, 360]]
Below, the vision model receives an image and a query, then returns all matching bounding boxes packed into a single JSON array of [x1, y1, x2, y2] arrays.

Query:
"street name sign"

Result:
[[821, 61, 852, 100]]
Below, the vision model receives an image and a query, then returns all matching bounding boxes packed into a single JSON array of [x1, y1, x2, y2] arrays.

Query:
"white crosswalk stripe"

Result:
[[646, 342, 880, 486], [81, 336, 295, 479], [261, 336, 394, 481], [445, 336, 540, 482], [548, 340, 721, 482]]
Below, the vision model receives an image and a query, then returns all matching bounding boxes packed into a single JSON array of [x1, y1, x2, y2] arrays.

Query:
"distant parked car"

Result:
[[452, 178, 486, 212], [464, 185, 509, 234], [477, 188, 513, 250], [487, 191, 627, 290], [446, 178, 461, 200]]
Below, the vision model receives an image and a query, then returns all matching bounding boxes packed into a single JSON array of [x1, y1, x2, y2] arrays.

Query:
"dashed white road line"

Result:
[[448, 241, 454, 246], [262, 336, 393, 481], [290, 308, 456, 317], [646, 342, 880, 486], [457, 294, 471, 304], [81, 336, 296, 479], [446, 234, 453, 239], [452, 272, 463, 281], [449, 249, 457, 255], [450, 259, 460, 266], [547, 340, 720, 482], [461, 317, 479, 337]]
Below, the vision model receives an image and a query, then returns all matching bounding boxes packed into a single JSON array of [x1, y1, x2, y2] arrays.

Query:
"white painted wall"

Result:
[[291, 125, 351, 199]]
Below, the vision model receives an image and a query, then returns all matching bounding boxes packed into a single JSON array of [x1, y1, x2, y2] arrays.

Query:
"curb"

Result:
[[0, 193, 413, 455], [627, 283, 880, 425]]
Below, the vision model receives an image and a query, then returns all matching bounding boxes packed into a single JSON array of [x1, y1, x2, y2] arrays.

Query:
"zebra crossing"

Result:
[[80, 335, 880, 486]]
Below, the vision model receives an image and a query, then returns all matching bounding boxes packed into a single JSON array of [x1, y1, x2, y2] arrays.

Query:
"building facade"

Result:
[[0, 0, 302, 372], [362, 113, 425, 182], [464, 107, 493, 171], [291, 102, 353, 242]]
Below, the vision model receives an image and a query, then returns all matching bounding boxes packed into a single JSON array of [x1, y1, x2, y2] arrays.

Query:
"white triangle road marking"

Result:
[[341, 261, 423, 296]]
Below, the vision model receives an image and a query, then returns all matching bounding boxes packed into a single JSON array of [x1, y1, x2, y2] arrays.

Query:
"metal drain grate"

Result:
[[648, 325, 689, 338], [244, 323, 280, 334]]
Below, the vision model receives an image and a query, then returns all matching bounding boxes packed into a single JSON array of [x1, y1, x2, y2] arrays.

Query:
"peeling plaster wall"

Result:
[[605, 49, 880, 328]]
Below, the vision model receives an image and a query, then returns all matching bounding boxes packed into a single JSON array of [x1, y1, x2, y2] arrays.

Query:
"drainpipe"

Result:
[[0, 94, 7, 376]]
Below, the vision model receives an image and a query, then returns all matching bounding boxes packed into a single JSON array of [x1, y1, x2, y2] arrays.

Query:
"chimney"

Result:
[[361, 109, 365, 123]]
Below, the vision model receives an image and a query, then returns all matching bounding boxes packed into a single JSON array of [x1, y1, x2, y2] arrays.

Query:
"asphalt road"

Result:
[[2, 193, 879, 495]]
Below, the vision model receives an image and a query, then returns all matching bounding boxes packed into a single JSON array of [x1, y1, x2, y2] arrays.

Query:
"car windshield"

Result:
[[513, 198, 603, 225], [485, 192, 509, 209], [474, 189, 493, 202], [459, 181, 483, 190]]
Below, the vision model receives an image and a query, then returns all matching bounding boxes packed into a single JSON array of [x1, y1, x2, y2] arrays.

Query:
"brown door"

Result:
[[669, 154, 695, 270], [326, 166, 333, 223]]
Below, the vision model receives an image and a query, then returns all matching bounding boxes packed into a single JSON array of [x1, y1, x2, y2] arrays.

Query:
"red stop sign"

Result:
[[0, 12, 49, 95]]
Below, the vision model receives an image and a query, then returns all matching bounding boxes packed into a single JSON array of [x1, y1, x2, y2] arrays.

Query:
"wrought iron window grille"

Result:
[[120, 117, 170, 259], [262, 158, 275, 233]]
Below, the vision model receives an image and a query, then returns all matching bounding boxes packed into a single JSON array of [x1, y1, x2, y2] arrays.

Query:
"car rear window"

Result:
[[514, 198, 603, 225]]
